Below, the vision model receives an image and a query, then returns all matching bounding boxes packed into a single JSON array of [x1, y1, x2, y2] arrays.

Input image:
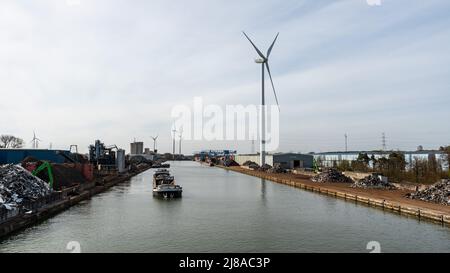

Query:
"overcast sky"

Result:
[[1, 0, 449, 154]]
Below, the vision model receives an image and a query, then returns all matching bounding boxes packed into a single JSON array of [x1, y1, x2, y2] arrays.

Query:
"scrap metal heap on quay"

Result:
[[407, 179, 450, 205], [311, 168, 353, 184], [0, 164, 53, 211], [216, 157, 450, 207], [0, 139, 167, 230]]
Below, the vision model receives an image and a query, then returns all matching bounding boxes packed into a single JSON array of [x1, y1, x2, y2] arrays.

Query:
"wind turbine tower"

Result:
[[178, 127, 183, 156], [31, 131, 42, 149], [151, 135, 158, 153], [243, 31, 280, 166], [345, 133, 348, 152], [172, 127, 177, 159]]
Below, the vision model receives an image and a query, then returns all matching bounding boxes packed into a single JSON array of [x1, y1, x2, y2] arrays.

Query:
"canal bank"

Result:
[[217, 165, 450, 226], [1, 161, 449, 253], [0, 165, 152, 239]]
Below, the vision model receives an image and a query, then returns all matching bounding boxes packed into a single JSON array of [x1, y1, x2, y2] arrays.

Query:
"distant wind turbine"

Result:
[[171, 125, 177, 158], [151, 135, 158, 152], [243, 31, 280, 166], [178, 127, 183, 155], [31, 131, 42, 149]]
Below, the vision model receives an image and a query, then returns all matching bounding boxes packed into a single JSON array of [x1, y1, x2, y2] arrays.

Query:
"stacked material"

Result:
[[311, 169, 353, 183], [23, 159, 88, 190], [352, 174, 396, 189], [406, 180, 450, 205], [151, 161, 170, 168], [243, 161, 259, 170], [258, 164, 272, 172], [0, 164, 52, 210], [243, 160, 257, 166], [56, 164, 88, 185], [136, 163, 149, 169], [268, 164, 286, 173], [223, 159, 239, 167], [129, 155, 151, 165]]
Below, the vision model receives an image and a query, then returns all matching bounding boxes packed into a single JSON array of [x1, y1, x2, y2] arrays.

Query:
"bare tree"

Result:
[[0, 135, 25, 148]]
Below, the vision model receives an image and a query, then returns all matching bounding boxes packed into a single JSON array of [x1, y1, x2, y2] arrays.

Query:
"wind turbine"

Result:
[[151, 135, 158, 153], [31, 131, 42, 149], [171, 125, 177, 159], [243, 31, 280, 166], [178, 127, 183, 156]]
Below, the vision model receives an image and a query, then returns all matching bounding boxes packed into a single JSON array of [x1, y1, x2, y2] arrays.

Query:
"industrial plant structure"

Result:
[[234, 153, 314, 169], [130, 141, 144, 155]]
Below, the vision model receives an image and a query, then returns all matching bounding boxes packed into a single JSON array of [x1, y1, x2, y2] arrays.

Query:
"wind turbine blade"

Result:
[[265, 62, 280, 111], [267, 32, 279, 58], [242, 31, 266, 59]]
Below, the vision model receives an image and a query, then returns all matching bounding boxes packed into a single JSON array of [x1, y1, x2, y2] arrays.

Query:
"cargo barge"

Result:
[[152, 169, 182, 198]]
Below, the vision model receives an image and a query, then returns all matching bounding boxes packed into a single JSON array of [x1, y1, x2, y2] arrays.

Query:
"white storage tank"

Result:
[[116, 149, 126, 173]]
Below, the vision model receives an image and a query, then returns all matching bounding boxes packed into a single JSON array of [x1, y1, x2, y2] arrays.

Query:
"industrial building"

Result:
[[130, 141, 144, 155], [313, 150, 447, 170], [234, 153, 314, 169], [194, 150, 237, 161], [89, 140, 117, 166], [88, 139, 125, 172]]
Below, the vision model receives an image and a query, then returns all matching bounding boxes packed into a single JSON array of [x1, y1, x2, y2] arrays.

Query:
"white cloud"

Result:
[[1, 0, 449, 153]]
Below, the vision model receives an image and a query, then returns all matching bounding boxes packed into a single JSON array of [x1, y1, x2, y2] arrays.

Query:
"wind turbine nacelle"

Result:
[[255, 58, 265, 63]]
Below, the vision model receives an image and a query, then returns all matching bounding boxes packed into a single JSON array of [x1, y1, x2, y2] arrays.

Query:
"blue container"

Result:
[[0, 149, 72, 164]]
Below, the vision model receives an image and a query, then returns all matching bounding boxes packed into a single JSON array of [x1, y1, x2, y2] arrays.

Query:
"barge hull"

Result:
[[152, 190, 182, 198]]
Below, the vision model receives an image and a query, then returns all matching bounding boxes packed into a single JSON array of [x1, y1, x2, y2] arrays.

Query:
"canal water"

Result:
[[0, 161, 449, 253]]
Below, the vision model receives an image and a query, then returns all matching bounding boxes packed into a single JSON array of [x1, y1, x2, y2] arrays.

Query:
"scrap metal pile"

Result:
[[0, 164, 52, 210], [22, 158, 89, 190], [267, 163, 286, 174], [406, 179, 450, 205], [243, 161, 259, 170], [259, 164, 272, 172], [311, 169, 353, 183], [223, 159, 239, 167], [352, 174, 396, 189]]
